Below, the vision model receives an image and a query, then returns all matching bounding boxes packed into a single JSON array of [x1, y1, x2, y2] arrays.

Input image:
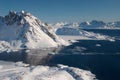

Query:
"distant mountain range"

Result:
[[53, 20, 120, 29]]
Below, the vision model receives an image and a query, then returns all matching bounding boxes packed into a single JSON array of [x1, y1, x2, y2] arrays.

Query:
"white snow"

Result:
[[0, 61, 97, 80]]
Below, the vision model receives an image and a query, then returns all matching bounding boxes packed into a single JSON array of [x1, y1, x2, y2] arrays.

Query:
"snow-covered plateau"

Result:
[[0, 61, 97, 80]]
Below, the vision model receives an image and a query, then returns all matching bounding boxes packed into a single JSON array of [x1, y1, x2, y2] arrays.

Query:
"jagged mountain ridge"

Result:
[[53, 20, 120, 29], [0, 11, 68, 51]]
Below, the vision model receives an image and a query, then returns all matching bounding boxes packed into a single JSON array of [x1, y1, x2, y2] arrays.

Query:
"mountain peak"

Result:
[[4, 11, 37, 25], [8, 10, 31, 16], [21, 10, 25, 14]]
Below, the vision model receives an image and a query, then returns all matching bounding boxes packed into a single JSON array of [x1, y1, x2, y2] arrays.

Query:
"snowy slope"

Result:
[[0, 11, 68, 52], [56, 27, 114, 40], [0, 61, 96, 80]]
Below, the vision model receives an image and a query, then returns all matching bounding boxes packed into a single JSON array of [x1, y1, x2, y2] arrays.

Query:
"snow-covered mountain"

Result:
[[53, 20, 120, 29], [106, 21, 120, 29], [53, 22, 79, 30], [80, 20, 120, 29], [53, 22, 67, 28], [0, 11, 68, 52], [56, 27, 115, 40], [79, 20, 106, 29]]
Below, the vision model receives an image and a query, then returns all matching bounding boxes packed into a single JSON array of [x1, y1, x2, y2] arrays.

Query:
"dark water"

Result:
[[49, 54, 120, 80], [51, 54, 120, 80], [0, 29, 120, 80], [49, 40, 120, 80], [59, 40, 120, 54], [0, 40, 120, 80], [0, 48, 59, 65]]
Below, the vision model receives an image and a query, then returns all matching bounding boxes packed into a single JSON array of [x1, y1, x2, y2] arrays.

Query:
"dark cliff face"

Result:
[[4, 11, 22, 25]]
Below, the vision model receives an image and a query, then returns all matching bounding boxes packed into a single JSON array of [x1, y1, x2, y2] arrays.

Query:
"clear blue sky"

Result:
[[0, 0, 120, 23]]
